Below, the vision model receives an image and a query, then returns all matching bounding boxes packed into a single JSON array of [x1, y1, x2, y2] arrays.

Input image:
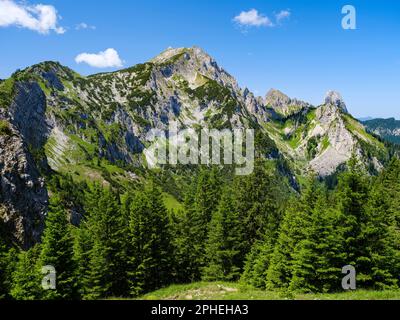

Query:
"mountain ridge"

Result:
[[0, 46, 393, 246]]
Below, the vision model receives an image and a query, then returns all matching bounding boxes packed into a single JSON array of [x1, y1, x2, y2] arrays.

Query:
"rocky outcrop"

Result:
[[324, 91, 348, 113], [8, 82, 50, 149], [265, 89, 312, 117], [0, 115, 48, 248], [308, 104, 356, 176]]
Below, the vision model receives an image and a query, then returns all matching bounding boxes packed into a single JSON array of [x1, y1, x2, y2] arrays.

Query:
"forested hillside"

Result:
[[1, 155, 400, 299]]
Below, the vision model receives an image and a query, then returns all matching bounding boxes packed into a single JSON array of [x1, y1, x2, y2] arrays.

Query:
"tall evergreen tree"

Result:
[[72, 184, 102, 298], [334, 156, 374, 288], [128, 185, 173, 296], [11, 246, 42, 300], [0, 246, 17, 300], [233, 160, 284, 258], [183, 168, 222, 279], [85, 187, 128, 299], [289, 193, 345, 293], [39, 195, 76, 299], [169, 209, 199, 283], [202, 189, 244, 281], [362, 158, 400, 288], [241, 213, 281, 289], [266, 180, 320, 290]]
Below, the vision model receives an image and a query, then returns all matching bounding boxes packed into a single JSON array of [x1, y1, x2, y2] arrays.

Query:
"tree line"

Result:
[[1, 157, 400, 299]]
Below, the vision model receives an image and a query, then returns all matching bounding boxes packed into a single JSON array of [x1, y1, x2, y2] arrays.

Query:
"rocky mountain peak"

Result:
[[149, 46, 240, 95], [265, 89, 291, 105], [265, 89, 312, 117], [324, 90, 348, 113]]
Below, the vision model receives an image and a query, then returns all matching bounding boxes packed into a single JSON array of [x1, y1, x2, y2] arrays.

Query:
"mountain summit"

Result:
[[265, 89, 312, 117], [324, 90, 348, 113]]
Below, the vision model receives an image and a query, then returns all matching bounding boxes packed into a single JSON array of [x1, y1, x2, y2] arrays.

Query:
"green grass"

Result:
[[306, 108, 317, 121], [0, 119, 12, 136], [321, 135, 330, 152], [162, 192, 183, 211], [38, 80, 51, 95], [0, 78, 15, 108], [343, 114, 384, 149], [287, 131, 302, 149], [139, 282, 400, 300]]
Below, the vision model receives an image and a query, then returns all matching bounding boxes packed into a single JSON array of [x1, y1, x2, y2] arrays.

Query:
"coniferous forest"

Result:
[[1, 155, 400, 300]]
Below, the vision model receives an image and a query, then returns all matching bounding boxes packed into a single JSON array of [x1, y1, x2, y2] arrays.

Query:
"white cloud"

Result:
[[75, 48, 124, 68], [276, 10, 291, 23], [233, 9, 274, 27], [75, 22, 96, 30], [0, 0, 65, 34]]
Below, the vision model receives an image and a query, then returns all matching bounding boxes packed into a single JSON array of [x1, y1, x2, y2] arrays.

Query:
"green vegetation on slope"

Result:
[[0, 78, 15, 109], [139, 282, 400, 300], [0, 120, 12, 136], [363, 118, 400, 145]]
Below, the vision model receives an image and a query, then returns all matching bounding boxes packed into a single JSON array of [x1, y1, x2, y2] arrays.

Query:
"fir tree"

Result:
[[85, 187, 128, 299], [38, 195, 76, 299], [128, 185, 173, 296], [335, 156, 373, 288], [289, 194, 345, 293], [266, 180, 321, 290], [169, 209, 199, 283], [202, 189, 244, 281], [11, 246, 42, 300], [233, 160, 283, 258], [362, 159, 400, 288], [183, 168, 222, 279], [0, 247, 17, 299]]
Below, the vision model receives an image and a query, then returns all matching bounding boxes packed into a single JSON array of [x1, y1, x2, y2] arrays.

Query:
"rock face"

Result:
[[308, 104, 357, 176], [9, 82, 50, 149], [0, 115, 48, 248], [324, 91, 348, 113], [265, 89, 312, 117]]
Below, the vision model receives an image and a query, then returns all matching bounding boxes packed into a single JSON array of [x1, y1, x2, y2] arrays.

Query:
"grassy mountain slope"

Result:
[[139, 282, 400, 300]]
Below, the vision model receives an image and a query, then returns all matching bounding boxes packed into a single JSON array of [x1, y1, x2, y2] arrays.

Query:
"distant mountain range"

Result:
[[362, 118, 400, 144]]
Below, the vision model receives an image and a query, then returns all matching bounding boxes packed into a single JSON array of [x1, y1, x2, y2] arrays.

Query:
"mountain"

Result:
[[0, 46, 391, 246], [358, 116, 374, 122], [265, 89, 312, 117], [362, 118, 400, 144]]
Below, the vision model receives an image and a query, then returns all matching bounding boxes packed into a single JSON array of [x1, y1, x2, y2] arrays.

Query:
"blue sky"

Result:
[[1, 0, 399, 119]]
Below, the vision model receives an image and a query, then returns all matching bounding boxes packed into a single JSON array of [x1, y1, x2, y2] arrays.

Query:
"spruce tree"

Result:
[[169, 209, 199, 283], [266, 180, 320, 290], [183, 168, 222, 279], [128, 185, 173, 296], [39, 195, 76, 299], [0, 247, 17, 299], [289, 194, 345, 293], [11, 246, 42, 300], [335, 156, 373, 288], [72, 222, 92, 298], [362, 159, 400, 289], [85, 187, 128, 299], [233, 160, 283, 258], [202, 189, 244, 281]]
